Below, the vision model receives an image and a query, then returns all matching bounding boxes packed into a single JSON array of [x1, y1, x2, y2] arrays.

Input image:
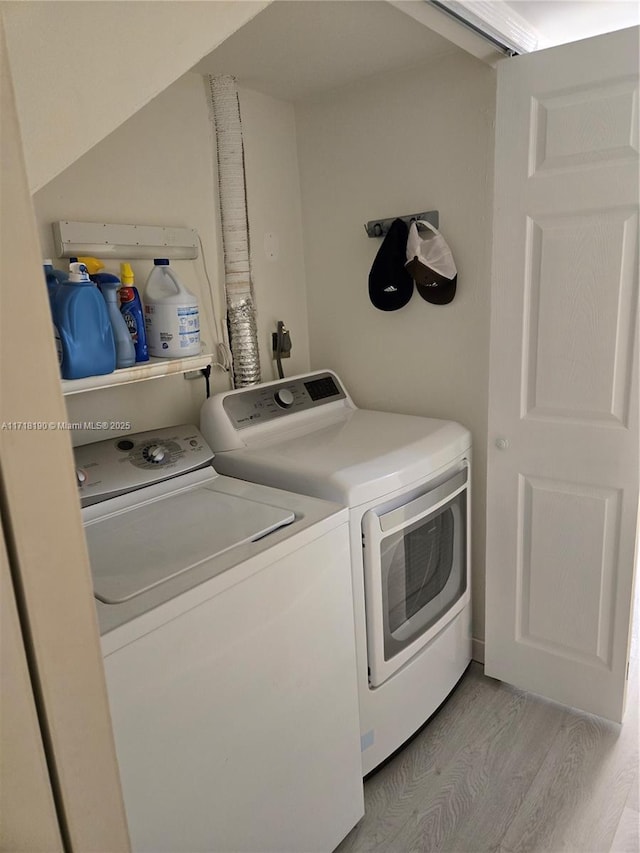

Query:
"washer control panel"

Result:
[[222, 371, 347, 429], [74, 425, 213, 506]]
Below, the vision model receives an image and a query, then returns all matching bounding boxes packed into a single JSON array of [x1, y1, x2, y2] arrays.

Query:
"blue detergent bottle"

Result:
[[43, 259, 66, 319], [54, 262, 116, 379], [92, 272, 136, 369]]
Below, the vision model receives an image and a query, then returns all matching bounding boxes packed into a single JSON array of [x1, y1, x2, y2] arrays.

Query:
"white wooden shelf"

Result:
[[61, 353, 212, 396]]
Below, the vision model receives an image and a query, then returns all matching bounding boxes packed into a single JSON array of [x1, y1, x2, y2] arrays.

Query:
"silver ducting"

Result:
[[207, 74, 261, 387]]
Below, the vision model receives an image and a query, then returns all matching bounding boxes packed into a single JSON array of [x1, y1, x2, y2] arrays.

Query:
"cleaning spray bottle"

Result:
[[91, 271, 136, 369], [119, 262, 149, 362], [144, 259, 200, 358], [78, 256, 105, 276], [54, 262, 116, 379]]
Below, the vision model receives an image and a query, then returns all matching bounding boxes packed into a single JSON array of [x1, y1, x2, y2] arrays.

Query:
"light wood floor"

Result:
[[337, 623, 639, 853]]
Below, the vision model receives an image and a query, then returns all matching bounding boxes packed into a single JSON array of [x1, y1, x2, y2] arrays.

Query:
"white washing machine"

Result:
[[201, 371, 472, 775], [75, 424, 363, 852]]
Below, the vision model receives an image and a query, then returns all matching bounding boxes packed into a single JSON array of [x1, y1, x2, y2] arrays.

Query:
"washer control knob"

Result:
[[495, 438, 510, 450], [274, 388, 295, 409], [145, 444, 167, 463], [76, 468, 87, 487]]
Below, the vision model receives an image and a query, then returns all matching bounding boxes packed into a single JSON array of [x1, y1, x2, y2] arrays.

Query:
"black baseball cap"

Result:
[[368, 218, 414, 311]]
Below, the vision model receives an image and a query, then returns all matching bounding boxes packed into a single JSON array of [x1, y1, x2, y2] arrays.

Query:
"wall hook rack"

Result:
[[364, 210, 439, 238]]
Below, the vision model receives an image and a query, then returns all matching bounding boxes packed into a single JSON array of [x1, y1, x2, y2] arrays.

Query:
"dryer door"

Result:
[[362, 465, 470, 687]]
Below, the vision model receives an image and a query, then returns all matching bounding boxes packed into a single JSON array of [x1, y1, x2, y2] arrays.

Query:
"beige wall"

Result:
[[2, 0, 268, 192], [33, 73, 309, 446], [295, 52, 496, 643], [240, 86, 311, 380]]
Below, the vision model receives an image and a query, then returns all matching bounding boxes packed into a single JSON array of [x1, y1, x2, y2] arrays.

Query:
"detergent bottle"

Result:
[[119, 262, 149, 362], [43, 259, 66, 320], [54, 262, 116, 379], [143, 259, 200, 358]]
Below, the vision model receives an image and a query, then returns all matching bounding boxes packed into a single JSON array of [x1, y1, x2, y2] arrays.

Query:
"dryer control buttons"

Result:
[[274, 388, 295, 409], [220, 371, 347, 428]]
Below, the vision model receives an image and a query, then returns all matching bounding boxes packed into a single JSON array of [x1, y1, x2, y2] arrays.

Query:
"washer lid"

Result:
[[212, 409, 471, 505], [86, 486, 294, 604]]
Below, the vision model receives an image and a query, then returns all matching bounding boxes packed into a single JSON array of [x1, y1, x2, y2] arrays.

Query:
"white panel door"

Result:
[[485, 27, 639, 721]]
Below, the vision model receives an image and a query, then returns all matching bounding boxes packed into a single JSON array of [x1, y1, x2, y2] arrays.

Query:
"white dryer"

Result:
[[201, 371, 473, 775], [75, 424, 363, 852]]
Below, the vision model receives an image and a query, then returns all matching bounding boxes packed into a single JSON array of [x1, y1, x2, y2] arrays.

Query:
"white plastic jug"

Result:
[[143, 260, 200, 358]]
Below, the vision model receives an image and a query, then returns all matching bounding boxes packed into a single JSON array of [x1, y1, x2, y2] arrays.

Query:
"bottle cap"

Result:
[[153, 259, 170, 265], [68, 262, 92, 283], [43, 259, 53, 266], [120, 262, 134, 285]]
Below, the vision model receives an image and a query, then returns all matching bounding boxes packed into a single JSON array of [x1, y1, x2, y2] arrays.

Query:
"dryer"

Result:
[[201, 370, 473, 775], [75, 424, 363, 852]]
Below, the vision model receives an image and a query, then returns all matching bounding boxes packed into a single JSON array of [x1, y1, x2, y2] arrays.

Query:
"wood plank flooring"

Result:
[[337, 616, 639, 853]]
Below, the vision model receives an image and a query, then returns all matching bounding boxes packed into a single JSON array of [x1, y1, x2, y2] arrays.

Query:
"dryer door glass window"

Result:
[[381, 489, 466, 661]]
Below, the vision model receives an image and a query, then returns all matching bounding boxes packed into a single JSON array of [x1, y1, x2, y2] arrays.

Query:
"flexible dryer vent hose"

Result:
[[208, 74, 261, 387]]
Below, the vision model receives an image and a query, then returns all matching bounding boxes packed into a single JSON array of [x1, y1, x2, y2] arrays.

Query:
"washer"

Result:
[[75, 424, 363, 853], [201, 370, 472, 775]]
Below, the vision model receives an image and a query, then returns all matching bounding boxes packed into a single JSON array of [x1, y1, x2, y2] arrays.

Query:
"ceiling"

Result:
[[192, 2, 459, 101], [192, 0, 639, 102]]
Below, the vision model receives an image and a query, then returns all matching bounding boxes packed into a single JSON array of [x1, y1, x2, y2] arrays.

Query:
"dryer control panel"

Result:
[[221, 371, 347, 430], [74, 425, 213, 506]]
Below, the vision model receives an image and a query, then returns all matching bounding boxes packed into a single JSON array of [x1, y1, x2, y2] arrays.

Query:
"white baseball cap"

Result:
[[405, 220, 457, 305]]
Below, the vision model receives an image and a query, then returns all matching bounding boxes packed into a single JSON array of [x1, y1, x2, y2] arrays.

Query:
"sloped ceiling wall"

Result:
[[2, 0, 268, 192]]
